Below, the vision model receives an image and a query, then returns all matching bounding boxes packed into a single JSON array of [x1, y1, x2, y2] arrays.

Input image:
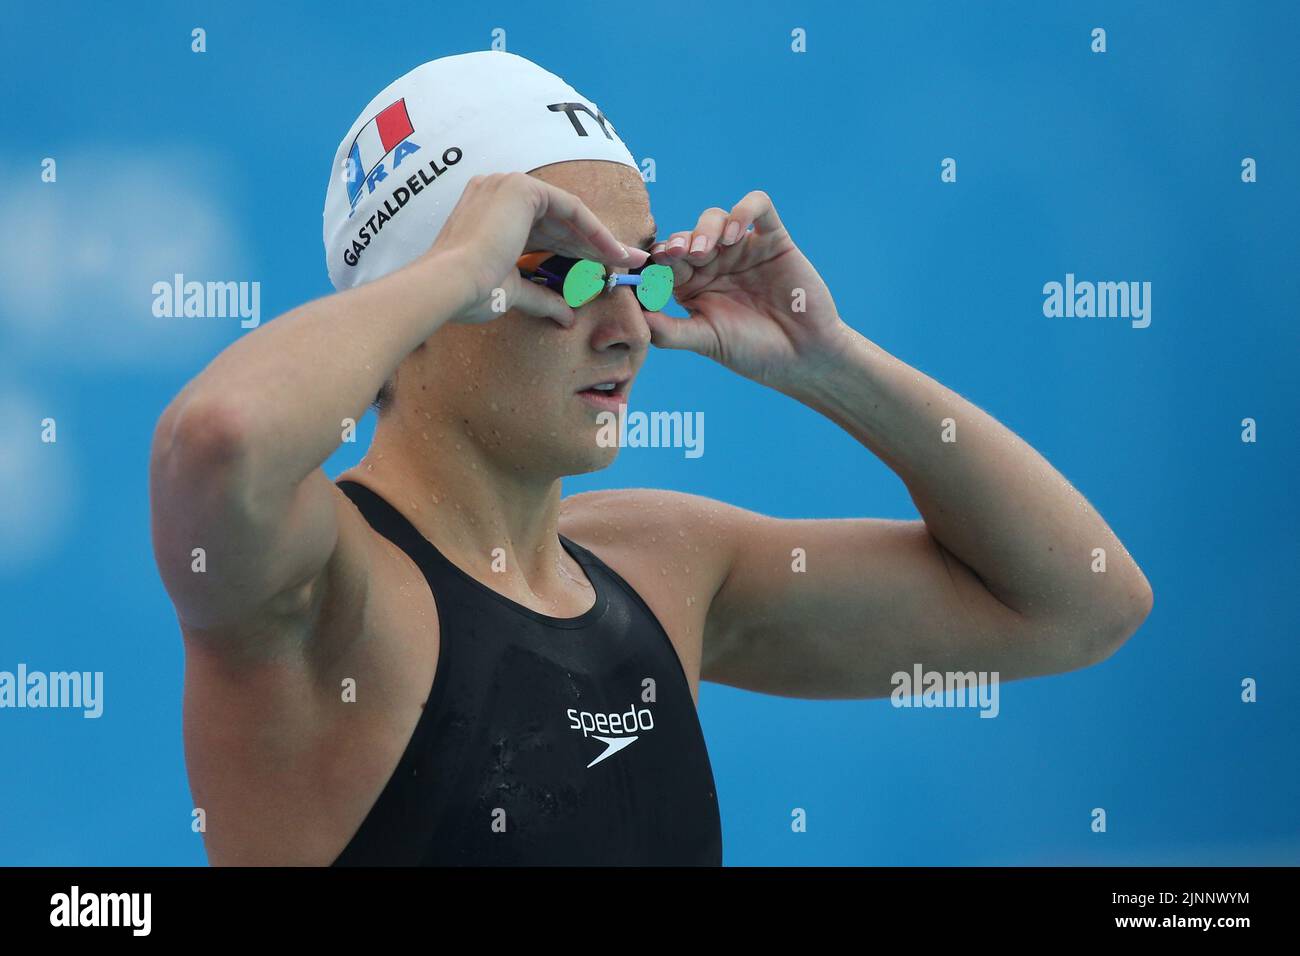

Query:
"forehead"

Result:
[[527, 160, 654, 239]]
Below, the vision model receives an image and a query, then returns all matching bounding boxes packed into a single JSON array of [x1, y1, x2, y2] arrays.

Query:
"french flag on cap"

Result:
[[346, 99, 415, 209]]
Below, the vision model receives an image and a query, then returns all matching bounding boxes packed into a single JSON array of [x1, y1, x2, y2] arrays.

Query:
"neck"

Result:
[[348, 402, 580, 599]]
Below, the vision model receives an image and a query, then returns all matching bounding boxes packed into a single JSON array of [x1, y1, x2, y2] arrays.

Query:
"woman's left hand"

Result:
[[643, 190, 853, 392]]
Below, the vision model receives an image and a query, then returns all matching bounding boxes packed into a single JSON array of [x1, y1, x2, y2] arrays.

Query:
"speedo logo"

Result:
[[567, 705, 654, 768]]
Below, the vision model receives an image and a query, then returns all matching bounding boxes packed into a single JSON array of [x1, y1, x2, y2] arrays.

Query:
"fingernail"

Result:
[[722, 221, 740, 244], [652, 243, 666, 255], [666, 237, 686, 253], [690, 234, 708, 254]]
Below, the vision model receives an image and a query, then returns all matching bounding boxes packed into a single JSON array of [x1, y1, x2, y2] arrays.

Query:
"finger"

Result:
[[526, 175, 648, 266], [719, 189, 786, 245], [643, 308, 718, 356], [650, 232, 697, 287], [682, 207, 729, 264], [505, 273, 576, 329]]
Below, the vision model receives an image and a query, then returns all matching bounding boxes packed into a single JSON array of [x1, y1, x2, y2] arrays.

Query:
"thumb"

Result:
[[644, 307, 718, 355]]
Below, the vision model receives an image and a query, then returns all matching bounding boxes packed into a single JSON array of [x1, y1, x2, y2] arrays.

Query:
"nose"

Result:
[[585, 284, 651, 353]]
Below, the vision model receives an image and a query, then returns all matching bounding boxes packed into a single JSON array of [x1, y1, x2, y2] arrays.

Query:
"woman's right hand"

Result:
[[423, 172, 649, 328]]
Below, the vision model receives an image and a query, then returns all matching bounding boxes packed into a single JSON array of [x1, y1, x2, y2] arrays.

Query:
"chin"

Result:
[[557, 438, 619, 477], [510, 412, 621, 477]]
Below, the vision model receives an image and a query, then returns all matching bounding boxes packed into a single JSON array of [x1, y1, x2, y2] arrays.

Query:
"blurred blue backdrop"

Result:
[[1, 0, 1297, 866]]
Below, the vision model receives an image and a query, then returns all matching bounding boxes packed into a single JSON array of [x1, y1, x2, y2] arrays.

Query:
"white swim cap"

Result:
[[323, 51, 640, 292]]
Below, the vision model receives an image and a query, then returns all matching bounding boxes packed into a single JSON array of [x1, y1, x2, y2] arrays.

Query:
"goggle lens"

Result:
[[634, 263, 674, 312], [561, 258, 607, 308], [524, 254, 675, 312]]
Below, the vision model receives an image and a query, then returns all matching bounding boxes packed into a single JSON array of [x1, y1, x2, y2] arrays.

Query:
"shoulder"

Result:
[[557, 487, 765, 635], [558, 487, 760, 556]]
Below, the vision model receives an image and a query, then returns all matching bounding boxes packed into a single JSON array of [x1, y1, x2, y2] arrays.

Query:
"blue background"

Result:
[[1, 1, 1296, 865]]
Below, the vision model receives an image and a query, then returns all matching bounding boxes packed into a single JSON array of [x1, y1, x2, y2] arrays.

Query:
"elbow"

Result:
[[1085, 573, 1154, 665], [1118, 566, 1155, 637], [151, 396, 252, 493]]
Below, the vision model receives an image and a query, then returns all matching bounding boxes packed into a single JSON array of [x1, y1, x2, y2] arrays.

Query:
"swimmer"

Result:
[[149, 52, 1153, 865]]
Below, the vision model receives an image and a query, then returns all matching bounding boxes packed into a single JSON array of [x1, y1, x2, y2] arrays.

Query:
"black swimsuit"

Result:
[[330, 479, 723, 865]]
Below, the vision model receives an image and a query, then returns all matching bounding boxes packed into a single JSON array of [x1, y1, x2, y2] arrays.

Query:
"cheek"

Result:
[[462, 317, 574, 416], [487, 318, 577, 393]]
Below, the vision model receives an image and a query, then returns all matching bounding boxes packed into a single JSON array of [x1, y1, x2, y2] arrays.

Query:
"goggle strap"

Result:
[[516, 252, 553, 271]]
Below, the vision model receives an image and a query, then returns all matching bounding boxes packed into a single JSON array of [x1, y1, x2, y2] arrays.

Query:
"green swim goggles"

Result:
[[516, 251, 675, 312]]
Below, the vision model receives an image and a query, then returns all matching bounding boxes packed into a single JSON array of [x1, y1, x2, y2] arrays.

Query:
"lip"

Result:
[[577, 390, 627, 413], [575, 376, 630, 412], [576, 373, 631, 392]]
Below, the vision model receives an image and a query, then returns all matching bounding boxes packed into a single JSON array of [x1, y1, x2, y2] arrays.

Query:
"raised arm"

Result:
[[638, 189, 1152, 698], [149, 172, 647, 660], [148, 251, 470, 655], [700, 329, 1152, 698]]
